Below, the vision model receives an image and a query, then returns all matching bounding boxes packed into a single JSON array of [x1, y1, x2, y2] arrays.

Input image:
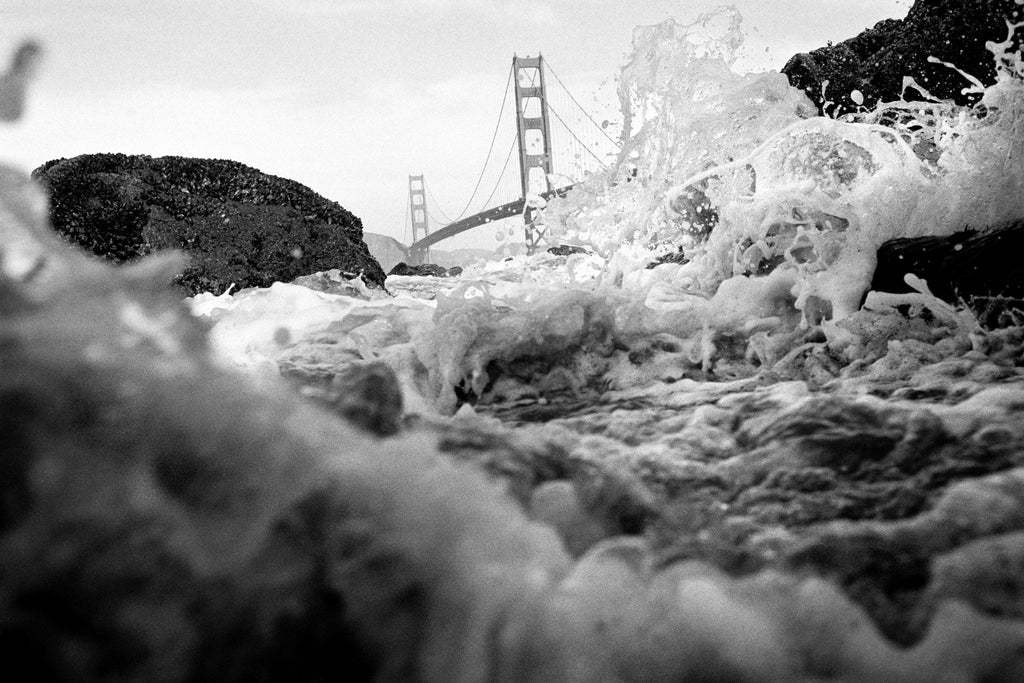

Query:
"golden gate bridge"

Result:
[[404, 55, 619, 264]]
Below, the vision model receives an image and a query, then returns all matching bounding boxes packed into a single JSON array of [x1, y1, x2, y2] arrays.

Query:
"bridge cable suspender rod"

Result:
[[444, 64, 516, 223], [476, 133, 520, 213], [425, 209, 450, 226], [540, 93, 610, 169], [423, 179, 455, 224], [542, 58, 622, 149], [427, 133, 519, 228]]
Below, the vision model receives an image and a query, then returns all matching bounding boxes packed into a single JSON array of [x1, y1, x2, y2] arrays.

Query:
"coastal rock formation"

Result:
[[387, 261, 460, 277], [871, 221, 1024, 327], [782, 0, 1022, 115], [32, 153, 386, 295], [546, 244, 590, 257]]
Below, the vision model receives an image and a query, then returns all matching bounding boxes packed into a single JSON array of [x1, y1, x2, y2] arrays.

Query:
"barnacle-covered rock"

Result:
[[31, 153, 386, 295], [782, 0, 1023, 115]]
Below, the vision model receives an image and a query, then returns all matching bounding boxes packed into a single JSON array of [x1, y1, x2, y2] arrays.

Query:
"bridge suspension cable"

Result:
[[441, 63, 516, 223], [543, 58, 622, 149], [423, 178, 455, 224], [402, 199, 410, 243], [543, 93, 611, 170], [475, 133, 520, 213], [408, 54, 623, 261]]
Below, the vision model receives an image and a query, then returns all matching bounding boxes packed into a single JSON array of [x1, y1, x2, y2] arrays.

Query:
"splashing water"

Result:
[[11, 14, 1024, 681], [549, 9, 1024, 322], [194, 8, 1024, 420]]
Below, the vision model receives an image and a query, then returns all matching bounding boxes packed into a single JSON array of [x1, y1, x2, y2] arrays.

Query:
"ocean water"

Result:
[[182, 16, 1024, 669], [191, 9, 1024, 425], [7, 6, 1024, 679]]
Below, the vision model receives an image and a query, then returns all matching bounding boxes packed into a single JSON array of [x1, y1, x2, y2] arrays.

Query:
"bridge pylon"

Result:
[[407, 174, 430, 265], [513, 55, 553, 255]]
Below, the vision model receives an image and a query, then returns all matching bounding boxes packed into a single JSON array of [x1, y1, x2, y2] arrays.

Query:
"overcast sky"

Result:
[[0, 0, 912, 250]]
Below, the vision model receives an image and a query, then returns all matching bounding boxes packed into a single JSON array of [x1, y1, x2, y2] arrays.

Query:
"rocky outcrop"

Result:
[[386, 261, 461, 278], [782, 0, 1022, 116], [32, 153, 386, 295], [546, 244, 590, 257], [871, 221, 1024, 327]]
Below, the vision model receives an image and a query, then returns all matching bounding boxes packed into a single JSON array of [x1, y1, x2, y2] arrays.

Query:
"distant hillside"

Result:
[[362, 232, 408, 272], [32, 153, 385, 295], [363, 232, 497, 271]]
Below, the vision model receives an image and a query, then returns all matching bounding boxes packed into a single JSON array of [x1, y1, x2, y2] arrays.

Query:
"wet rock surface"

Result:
[[872, 221, 1024, 328], [782, 0, 1022, 116], [386, 261, 462, 278], [546, 244, 590, 257], [32, 153, 386, 295]]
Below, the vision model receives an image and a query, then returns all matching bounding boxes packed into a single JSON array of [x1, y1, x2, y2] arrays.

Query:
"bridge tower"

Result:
[[408, 174, 429, 265], [513, 55, 553, 255]]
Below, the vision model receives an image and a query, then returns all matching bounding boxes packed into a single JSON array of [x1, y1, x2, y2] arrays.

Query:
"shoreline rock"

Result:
[[32, 153, 386, 295], [782, 0, 1022, 116]]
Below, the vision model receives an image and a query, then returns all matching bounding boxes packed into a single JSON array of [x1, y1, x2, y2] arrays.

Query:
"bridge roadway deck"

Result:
[[407, 185, 573, 263]]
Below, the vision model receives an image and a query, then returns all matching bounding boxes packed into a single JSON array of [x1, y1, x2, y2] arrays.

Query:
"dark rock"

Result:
[[386, 262, 450, 277], [782, 0, 1023, 116], [870, 220, 1024, 327], [546, 244, 590, 257], [31, 153, 386, 295], [446, 266, 463, 277]]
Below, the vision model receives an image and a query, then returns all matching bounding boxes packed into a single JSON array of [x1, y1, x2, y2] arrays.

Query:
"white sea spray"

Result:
[[193, 10, 1024, 421], [550, 10, 1024, 323]]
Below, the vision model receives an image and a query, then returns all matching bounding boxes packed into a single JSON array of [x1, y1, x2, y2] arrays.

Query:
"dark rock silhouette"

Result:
[[546, 244, 590, 257], [782, 0, 1022, 116], [32, 153, 386, 295], [871, 221, 1024, 327], [387, 261, 459, 277]]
